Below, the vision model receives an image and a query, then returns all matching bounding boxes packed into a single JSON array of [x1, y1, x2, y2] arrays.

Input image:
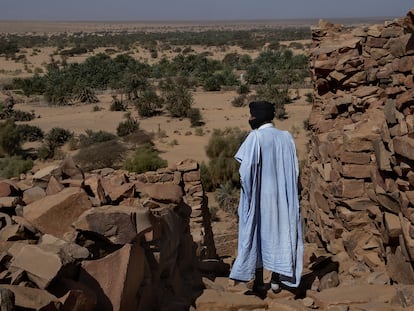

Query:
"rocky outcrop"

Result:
[[301, 8, 414, 287], [0, 156, 217, 310]]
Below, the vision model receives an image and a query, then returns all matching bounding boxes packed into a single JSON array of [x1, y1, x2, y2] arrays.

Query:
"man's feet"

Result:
[[270, 272, 281, 294]]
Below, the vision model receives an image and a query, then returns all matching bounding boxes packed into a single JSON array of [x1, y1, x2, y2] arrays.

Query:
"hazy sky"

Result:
[[1, 0, 412, 21]]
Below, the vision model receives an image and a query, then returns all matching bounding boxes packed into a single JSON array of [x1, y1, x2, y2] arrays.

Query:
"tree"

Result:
[[161, 83, 193, 118], [134, 89, 163, 117]]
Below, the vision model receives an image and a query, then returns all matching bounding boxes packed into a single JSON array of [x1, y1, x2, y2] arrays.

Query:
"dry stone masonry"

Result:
[[301, 9, 414, 287], [0, 156, 217, 310]]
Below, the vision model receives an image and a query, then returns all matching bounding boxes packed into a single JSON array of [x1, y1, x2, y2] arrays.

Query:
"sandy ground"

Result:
[[13, 88, 311, 166]]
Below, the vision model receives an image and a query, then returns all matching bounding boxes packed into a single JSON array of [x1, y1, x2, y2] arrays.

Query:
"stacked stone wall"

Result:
[[301, 9, 414, 284]]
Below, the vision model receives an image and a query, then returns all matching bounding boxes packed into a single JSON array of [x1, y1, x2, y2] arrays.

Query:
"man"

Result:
[[229, 101, 303, 293]]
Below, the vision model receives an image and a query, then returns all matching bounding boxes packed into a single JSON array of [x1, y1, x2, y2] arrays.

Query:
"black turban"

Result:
[[249, 101, 275, 122]]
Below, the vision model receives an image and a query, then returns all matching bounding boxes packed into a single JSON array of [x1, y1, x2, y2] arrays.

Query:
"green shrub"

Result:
[[117, 115, 139, 137], [237, 84, 250, 95], [0, 120, 23, 155], [110, 97, 127, 111], [162, 84, 193, 118], [134, 90, 163, 117], [200, 162, 213, 192], [10, 110, 35, 121], [37, 145, 54, 160], [74, 140, 126, 171], [214, 182, 239, 215], [0, 156, 33, 179], [231, 94, 247, 107], [123, 143, 167, 173], [16, 124, 44, 142], [78, 130, 117, 148], [187, 108, 203, 127], [205, 127, 247, 189], [45, 127, 73, 151]]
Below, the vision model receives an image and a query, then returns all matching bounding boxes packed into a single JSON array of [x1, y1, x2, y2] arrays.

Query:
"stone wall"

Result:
[[301, 9, 414, 284], [0, 157, 216, 310]]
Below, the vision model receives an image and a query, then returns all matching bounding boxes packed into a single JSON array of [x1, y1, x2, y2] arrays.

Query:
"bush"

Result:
[[123, 143, 167, 174], [231, 94, 247, 107], [0, 120, 23, 155], [16, 124, 44, 142], [0, 156, 33, 179], [187, 108, 203, 127], [10, 110, 35, 121], [117, 115, 139, 137], [74, 140, 126, 171], [122, 129, 154, 146], [205, 127, 247, 189], [134, 90, 163, 117], [200, 162, 213, 192], [110, 97, 127, 111], [237, 84, 250, 95], [78, 130, 117, 148], [45, 127, 73, 151], [214, 182, 239, 215], [162, 84, 193, 118], [305, 92, 313, 104]]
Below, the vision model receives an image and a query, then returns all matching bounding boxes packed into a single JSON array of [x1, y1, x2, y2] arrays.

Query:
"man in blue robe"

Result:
[[229, 101, 303, 293]]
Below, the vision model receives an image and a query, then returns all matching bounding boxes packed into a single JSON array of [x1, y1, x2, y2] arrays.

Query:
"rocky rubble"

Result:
[[0, 156, 217, 310]]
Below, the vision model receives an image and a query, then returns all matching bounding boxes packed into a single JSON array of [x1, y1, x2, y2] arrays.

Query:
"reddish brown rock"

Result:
[[0, 285, 59, 310], [23, 187, 92, 238], [195, 288, 267, 311], [309, 284, 396, 309], [73, 205, 152, 244], [0, 180, 19, 197], [139, 183, 183, 203], [80, 243, 145, 311]]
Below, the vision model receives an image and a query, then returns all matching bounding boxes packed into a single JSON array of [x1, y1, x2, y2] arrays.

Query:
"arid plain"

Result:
[[0, 21, 313, 169]]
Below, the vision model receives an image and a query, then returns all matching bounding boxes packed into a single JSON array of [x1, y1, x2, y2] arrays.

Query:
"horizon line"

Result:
[[0, 16, 399, 23]]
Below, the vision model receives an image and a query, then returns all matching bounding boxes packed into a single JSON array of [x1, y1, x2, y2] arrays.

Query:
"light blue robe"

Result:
[[229, 123, 303, 288]]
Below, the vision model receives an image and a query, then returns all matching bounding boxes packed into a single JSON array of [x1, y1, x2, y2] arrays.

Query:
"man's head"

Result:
[[248, 101, 275, 129]]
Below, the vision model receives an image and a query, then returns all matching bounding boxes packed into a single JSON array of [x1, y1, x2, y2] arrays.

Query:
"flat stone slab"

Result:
[[195, 289, 267, 311], [309, 284, 396, 309]]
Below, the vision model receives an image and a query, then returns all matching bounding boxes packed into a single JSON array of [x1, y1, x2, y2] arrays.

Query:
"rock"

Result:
[[9, 243, 74, 289], [80, 243, 145, 311], [22, 186, 46, 205], [195, 288, 267, 311], [138, 183, 183, 203], [0, 285, 59, 310], [393, 135, 414, 161], [46, 176, 64, 195], [23, 187, 92, 239], [310, 284, 396, 309], [32, 164, 61, 188], [73, 205, 152, 244], [0, 180, 19, 197]]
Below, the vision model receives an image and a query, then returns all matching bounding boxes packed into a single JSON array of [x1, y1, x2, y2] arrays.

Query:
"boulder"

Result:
[[23, 187, 92, 238]]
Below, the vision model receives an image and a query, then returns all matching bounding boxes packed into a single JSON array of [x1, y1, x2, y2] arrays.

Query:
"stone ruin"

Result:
[[301, 8, 414, 286], [0, 156, 219, 310]]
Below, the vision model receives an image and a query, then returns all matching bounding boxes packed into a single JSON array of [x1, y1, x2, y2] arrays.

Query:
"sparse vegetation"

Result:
[[0, 156, 33, 179], [205, 127, 248, 189], [117, 114, 139, 137], [123, 143, 167, 173], [74, 140, 126, 171], [214, 182, 240, 216]]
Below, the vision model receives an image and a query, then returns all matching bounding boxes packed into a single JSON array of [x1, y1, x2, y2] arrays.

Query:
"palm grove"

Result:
[[0, 27, 310, 211]]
